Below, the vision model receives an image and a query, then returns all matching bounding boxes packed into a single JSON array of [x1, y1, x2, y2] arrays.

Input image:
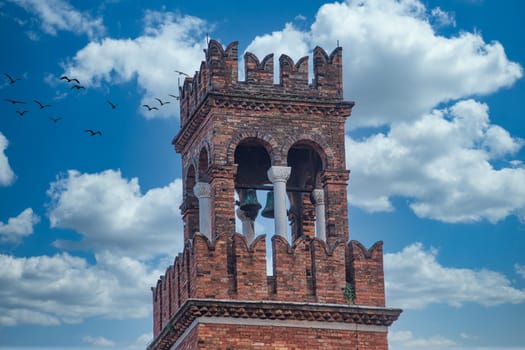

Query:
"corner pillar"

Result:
[[312, 189, 326, 241], [193, 182, 211, 239], [267, 166, 291, 239]]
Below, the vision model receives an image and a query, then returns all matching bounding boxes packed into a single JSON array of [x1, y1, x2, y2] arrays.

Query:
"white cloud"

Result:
[[0, 132, 15, 186], [346, 99, 525, 223], [0, 169, 183, 326], [516, 264, 525, 279], [246, 22, 310, 72], [384, 243, 525, 309], [0, 208, 40, 243], [47, 169, 184, 259], [64, 11, 207, 119], [390, 330, 457, 348], [83, 335, 117, 347], [0, 252, 163, 326], [430, 7, 456, 28], [7, 0, 105, 39], [309, 0, 523, 128]]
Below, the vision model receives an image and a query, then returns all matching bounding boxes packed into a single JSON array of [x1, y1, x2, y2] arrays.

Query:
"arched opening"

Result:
[[287, 142, 324, 241], [234, 139, 272, 241], [198, 147, 209, 182], [183, 165, 199, 240]]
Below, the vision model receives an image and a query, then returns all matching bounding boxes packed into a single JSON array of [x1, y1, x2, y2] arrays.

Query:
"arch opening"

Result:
[[287, 142, 324, 242]]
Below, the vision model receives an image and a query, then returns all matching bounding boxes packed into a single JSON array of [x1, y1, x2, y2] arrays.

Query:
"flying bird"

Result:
[[49, 117, 62, 123], [60, 75, 80, 84], [169, 94, 180, 100], [84, 129, 102, 136], [16, 110, 29, 116], [4, 98, 26, 104], [4, 73, 21, 84], [142, 104, 158, 111], [155, 98, 170, 106], [71, 84, 85, 90], [174, 70, 189, 77], [106, 100, 117, 109], [34, 100, 52, 109]]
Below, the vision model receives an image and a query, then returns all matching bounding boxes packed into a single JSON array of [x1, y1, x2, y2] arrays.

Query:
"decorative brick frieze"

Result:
[[147, 299, 401, 350]]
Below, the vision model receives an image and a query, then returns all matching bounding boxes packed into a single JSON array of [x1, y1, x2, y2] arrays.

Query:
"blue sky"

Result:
[[0, 0, 524, 349]]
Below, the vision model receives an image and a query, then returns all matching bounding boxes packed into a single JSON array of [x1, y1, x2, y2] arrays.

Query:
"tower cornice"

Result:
[[173, 91, 354, 153], [148, 299, 402, 350]]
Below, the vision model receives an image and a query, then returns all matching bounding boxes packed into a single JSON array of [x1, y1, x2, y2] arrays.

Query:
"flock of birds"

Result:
[[3, 71, 184, 137]]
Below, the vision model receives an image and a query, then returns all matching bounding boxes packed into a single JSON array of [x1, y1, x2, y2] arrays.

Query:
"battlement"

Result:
[[152, 233, 387, 337], [179, 40, 344, 126]]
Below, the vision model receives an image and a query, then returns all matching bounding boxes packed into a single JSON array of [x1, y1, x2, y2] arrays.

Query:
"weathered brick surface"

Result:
[[233, 234, 268, 299], [272, 236, 312, 301], [348, 241, 386, 307], [184, 323, 388, 350], [149, 39, 400, 349], [311, 240, 347, 304]]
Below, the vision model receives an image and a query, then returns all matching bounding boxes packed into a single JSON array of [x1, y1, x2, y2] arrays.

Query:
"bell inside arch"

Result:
[[239, 189, 261, 220], [261, 191, 275, 218]]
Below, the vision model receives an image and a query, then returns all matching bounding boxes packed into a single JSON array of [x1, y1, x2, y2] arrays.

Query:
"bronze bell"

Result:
[[261, 191, 275, 218], [239, 189, 261, 220]]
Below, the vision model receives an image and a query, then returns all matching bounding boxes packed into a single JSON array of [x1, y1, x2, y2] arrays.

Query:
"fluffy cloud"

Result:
[[245, 22, 311, 79], [47, 169, 184, 259], [63, 11, 207, 118], [83, 335, 117, 347], [0, 208, 40, 243], [0, 169, 182, 326], [516, 264, 525, 279], [0, 132, 15, 186], [309, 0, 523, 127], [384, 243, 525, 309], [389, 330, 457, 348], [7, 0, 105, 39], [0, 252, 163, 326], [346, 99, 525, 223]]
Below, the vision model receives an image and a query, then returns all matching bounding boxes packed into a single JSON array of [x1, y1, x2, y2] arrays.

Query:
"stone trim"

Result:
[[173, 92, 353, 152], [148, 299, 402, 350]]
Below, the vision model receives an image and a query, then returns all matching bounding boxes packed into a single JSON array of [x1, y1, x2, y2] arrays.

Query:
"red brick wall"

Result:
[[311, 240, 347, 304], [190, 322, 388, 350], [152, 235, 388, 337], [348, 241, 386, 307]]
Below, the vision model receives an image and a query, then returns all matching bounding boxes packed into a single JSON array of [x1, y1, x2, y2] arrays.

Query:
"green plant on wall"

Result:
[[344, 282, 355, 303], [344, 283, 355, 303]]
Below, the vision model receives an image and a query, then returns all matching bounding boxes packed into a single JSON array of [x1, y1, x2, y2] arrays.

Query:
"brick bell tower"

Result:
[[148, 40, 402, 350]]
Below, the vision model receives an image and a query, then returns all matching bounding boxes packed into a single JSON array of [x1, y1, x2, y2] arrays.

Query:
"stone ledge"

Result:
[[148, 299, 402, 350]]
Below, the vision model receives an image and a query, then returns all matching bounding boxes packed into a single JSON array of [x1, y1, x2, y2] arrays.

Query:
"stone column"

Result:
[[267, 166, 291, 239], [236, 208, 255, 244], [193, 182, 211, 239], [312, 189, 326, 241]]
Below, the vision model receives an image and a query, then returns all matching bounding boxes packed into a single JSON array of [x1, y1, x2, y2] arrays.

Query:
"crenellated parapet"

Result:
[[178, 40, 345, 128], [151, 233, 391, 338]]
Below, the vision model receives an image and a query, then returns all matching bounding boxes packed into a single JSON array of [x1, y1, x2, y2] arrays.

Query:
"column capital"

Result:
[[193, 182, 211, 198], [267, 166, 291, 183], [311, 189, 325, 205]]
